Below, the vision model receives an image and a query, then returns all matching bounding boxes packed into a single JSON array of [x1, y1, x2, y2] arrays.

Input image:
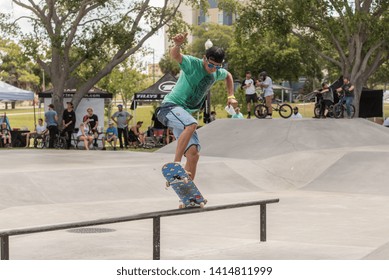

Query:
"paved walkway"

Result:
[[1, 118, 389, 259]]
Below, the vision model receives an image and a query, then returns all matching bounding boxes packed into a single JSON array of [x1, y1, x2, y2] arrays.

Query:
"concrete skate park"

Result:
[[1, 118, 389, 260]]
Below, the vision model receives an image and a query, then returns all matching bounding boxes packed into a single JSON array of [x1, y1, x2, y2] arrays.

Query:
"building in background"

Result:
[[164, 0, 243, 50], [147, 63, 163, 81]]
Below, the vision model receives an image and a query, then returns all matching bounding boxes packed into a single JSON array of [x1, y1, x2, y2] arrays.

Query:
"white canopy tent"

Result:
[[0, 81, 34, 129], [0, 81, 34, 101]]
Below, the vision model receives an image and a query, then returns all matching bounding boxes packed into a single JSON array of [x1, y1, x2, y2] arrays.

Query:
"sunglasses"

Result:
[[205, 58, 222, 70]]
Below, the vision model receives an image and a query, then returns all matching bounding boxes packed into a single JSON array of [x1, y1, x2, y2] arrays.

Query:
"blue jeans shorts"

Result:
[[157, 104, 201, 153]]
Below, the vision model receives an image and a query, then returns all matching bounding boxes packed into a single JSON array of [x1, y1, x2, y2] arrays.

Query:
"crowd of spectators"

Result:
[[1, 104, 176, 150]]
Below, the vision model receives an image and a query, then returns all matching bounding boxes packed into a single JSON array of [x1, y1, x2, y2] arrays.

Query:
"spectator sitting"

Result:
[[291, 107, 303, 119], [102, 121, 118, 150], [76, 122, 93, 150], [84, 107, 99, 148], [128, 121, 146, 147], [232, 107, 244, 119], [1, 122, 12, 147], [165, 127, 175, 145], [24, 118, 48, 148], [210, 111, 217, 122], [151, 108, 166, 144]]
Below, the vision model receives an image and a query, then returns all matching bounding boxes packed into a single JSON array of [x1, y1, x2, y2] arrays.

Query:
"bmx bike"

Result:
[[253, 96, 293, 119]]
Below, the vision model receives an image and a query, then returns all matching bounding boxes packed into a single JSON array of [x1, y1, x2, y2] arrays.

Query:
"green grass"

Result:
[[2, 102, 389, 131]]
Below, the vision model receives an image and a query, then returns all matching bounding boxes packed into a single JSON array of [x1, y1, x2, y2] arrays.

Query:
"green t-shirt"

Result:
[[162, 55, 228, 113]]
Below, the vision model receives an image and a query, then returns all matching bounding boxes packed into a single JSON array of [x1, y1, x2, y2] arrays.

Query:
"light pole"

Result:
[[204, 39, 213, 124], [205, 39, 213, 50], [152, 49, 155, 84]]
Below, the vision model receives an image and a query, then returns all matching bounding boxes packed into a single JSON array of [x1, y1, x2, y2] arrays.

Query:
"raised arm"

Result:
[[170, 33, 187, 64], [226, 72, 234, 97]]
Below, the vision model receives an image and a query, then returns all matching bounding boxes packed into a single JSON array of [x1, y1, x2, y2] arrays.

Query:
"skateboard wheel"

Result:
[[165, 181, 170, 189], [199, 202, 205, 208], [183, 177, 189, 184], [179, 203, 185, 209], [203, 199, 208, 204]]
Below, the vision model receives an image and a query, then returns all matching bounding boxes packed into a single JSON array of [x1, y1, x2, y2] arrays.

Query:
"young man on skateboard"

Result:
[[157, 33, 237, 180]]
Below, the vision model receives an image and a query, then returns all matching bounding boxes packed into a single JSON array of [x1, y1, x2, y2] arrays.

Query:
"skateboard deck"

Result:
[[162, 162, 207, 208]]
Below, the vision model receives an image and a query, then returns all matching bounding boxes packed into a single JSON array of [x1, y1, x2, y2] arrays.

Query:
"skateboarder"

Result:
[[157, 33, 237, 180]]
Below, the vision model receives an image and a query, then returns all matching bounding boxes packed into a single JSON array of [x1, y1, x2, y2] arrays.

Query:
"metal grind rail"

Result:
[[0, 199, 279, 260]]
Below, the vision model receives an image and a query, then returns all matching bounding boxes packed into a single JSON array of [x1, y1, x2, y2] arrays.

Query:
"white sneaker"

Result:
[[266, 115, 272, 119]]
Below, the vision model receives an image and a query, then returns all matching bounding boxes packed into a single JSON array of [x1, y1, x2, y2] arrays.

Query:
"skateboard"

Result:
[[162, 162, 207, 208]]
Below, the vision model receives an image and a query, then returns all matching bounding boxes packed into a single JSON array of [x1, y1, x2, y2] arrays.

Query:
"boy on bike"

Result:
[[336, 77, 354, 118]]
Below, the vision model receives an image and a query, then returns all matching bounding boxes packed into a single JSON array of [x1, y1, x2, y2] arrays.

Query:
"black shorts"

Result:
[[245, 94, 258, 103], [323, 100, 333, 108], [128, 133, 138, 142]]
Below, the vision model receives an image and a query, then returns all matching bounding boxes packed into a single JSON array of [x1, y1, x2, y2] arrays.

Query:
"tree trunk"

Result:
[[352, 78, 366, 118], [50, 71, 67, 129]]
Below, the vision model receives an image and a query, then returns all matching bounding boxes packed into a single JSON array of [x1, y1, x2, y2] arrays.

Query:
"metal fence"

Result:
[[0, 199, 279, 260]]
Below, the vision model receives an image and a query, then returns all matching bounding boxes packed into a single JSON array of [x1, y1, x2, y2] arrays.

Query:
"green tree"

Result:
[[210, 80, 228, 111], [237, 0, 389, 114], [0, 39, 40, 89], [188, 23, 234, 60], [4, 0, 207, 124], [99, 67, 152, 111], [159, 51, 180, 76], [0, 39, 41, 109], [368, 61, 389, 89]]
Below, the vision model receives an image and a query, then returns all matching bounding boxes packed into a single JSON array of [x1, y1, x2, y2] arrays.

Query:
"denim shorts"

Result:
[[157, 103, 201, 152]]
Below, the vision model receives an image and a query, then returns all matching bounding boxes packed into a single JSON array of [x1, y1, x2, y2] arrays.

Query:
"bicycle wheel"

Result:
[[34, 138, 44, 149], [327, 105, 334, 118], [314, 105, 321, 118], [349, 105, 356, 118], [279, 104, 293, 118], [333, 103, 343, 119], [54, 136, 66, 149], [253, 104, 268, 119]]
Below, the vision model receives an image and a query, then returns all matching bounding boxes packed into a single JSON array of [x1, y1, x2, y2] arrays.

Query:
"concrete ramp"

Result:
[[158, 118, 389, 159], [302, 151, 389, 195]]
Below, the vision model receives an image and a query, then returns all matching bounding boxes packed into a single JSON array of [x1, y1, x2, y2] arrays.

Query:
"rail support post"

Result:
[[260, 204, 266, 242], [153, 217, 161, 260], [1, 235, 9, 260]]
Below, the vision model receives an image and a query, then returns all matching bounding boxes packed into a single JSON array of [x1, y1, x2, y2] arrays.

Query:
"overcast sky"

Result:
[[0, 0, 165, 66]]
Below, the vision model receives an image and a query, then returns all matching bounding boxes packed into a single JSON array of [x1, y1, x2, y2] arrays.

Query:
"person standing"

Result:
[[241, 71, 257, 119], [111, 104, 132, 149], [62, 102, 76, 149], [319, 82, 334, 118], [256, 71, 274, 119], [157, 32, 237, 180], [45, 104, 58, 148], [336, 77, 354, 118]]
